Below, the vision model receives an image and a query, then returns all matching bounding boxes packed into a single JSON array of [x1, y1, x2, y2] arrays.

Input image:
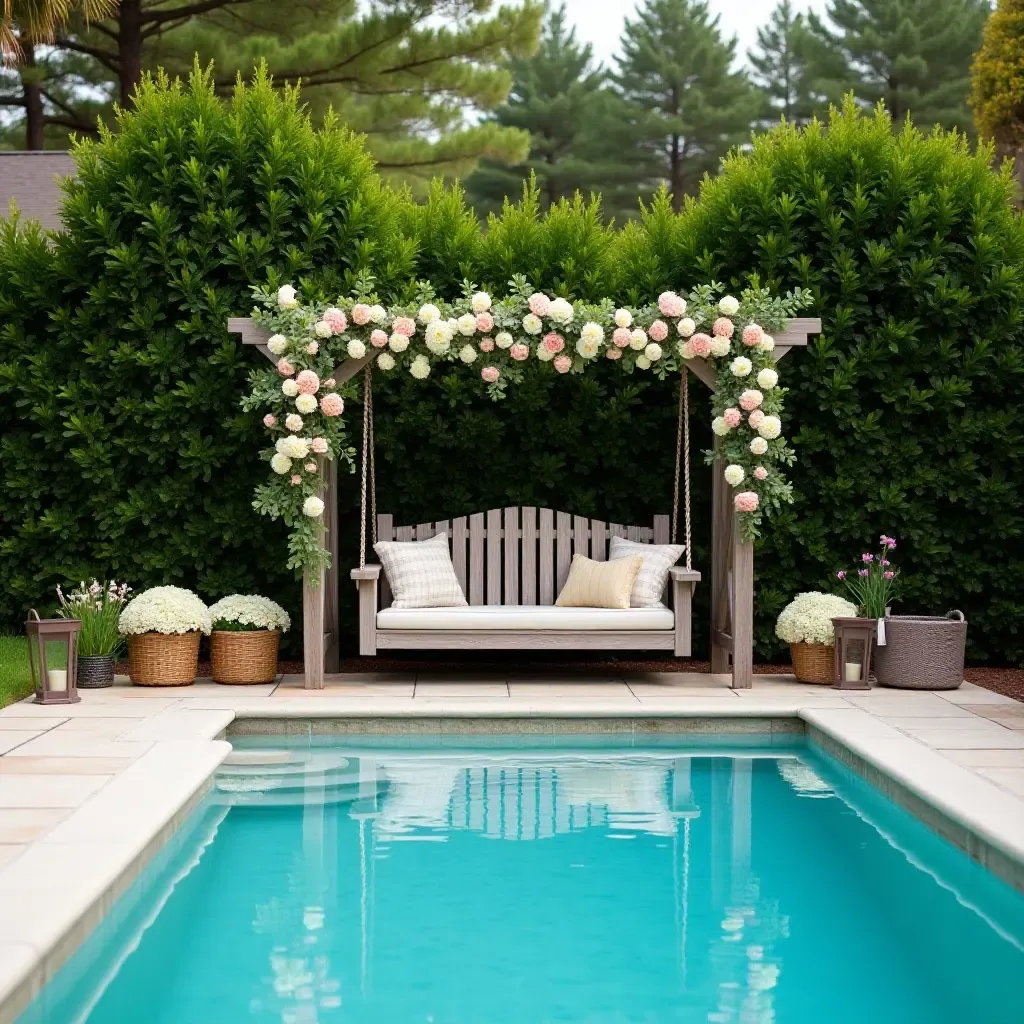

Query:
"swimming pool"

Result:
[[19, 734, 1024, 1023]]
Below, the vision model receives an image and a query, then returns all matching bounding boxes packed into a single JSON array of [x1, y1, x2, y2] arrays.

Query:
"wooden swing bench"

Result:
[[351, 509, 701, 656]]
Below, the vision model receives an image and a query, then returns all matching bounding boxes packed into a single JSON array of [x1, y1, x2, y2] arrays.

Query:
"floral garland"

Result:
[[243, 275, 811, 578]]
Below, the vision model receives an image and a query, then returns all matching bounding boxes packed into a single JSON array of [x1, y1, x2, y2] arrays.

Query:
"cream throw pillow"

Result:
[[555, 554, 644, 609], [373, 533, 468, 609], [608, 536, 685, 608]]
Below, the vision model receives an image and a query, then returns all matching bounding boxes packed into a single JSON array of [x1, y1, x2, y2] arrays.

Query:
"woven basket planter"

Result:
[[210, 629, 280, 685], [127, 632, 200, 686], [874, 612, 966, 690], [790, 642, 835, 684], [77, 654, 116, 688]]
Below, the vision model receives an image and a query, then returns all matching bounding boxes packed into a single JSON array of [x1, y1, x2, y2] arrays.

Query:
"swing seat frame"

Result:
[[351, 509, 701, 656]]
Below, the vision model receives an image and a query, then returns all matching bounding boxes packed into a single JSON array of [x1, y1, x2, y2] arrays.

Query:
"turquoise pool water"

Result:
[[19, 734, 1024, 1024]]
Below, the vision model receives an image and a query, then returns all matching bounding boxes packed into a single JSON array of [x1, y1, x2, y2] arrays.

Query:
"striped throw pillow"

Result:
[[608, 536, 685, 608], [374, 533, 468, 609]]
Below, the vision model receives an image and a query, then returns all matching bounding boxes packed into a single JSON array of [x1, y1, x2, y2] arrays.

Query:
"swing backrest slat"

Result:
[[538, 508, 555, 605], [451, 516, 468, 596], [573, 515, 589, 560], [504, 507, 519, 605], [486, 508, 502, 605], [520, 507, 537, 604], [468, 512, 486, 605], [555, 511, 573, 594], [590, 519, 606, 560]]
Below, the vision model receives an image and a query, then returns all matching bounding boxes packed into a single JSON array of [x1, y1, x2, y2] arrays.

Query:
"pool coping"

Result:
[[2, 702, 1024, 1022]]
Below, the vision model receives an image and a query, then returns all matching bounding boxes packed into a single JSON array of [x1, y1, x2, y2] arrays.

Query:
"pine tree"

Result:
[[807, 0, 990, 132], [613, 0, 758, 211], [464, 5, 654, 220], [971, 0, 1024, 150], [748, 0, 820, 125]]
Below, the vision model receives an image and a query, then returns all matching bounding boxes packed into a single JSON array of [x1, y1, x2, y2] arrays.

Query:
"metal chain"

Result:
[[671, 367, 693, 569]]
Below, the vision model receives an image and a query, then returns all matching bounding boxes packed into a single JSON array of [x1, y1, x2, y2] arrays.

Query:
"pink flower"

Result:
[[296, 369, 320, 395], [528, 292, 551, 317], [713, 317, 735, 338], [481, 366, 500, 383], [748, 409, 766, 429], [880, 534, 897, 549], [606, 347, 622, 360], [858, 568, 869, 577], [742, 323, 763, 347], [612, 327, 632, 348], [862, 553, 874, 563], [723, 407, 742, 428], [739, 389, 763, 411], [320, 393, 344, 417], [306, 341, 319, 355], [393, 317, 416, 337], [510, 343, 529, 362], [476, 312, 494, 333], [553, 354, 572, 374], [753, 466, 768, 480], [370, 329, 389, 348], [351, 304, 372, 326], [883, 570, 895, 579], [658, 291, 685, 317], [263, 413, 277, 428], [734, 491, 760, 513], [304, 461, 317, 472], [323, 378, 336, 388], [690, 333, 713, 358], [277, 358, 295, 377], [881, 559, 890, 566], [310, 437, 328, 454], [836, 570, 846, 580], [543, 331, 565, 354], [479, 337, 495, 353], [649, 319, 669, 342], [323, 307, 347, 334], [289, 474, 302, 486]]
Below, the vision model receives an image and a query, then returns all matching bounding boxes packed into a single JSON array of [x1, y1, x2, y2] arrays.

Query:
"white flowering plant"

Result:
[[244, 275, 811, 575], [775, 592, 858, 646], [118, 586, 212, 636], [208, 595, 291, 632]]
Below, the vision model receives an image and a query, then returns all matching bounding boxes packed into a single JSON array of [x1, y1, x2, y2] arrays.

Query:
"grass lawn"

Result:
[[0, 635, 33, 708]]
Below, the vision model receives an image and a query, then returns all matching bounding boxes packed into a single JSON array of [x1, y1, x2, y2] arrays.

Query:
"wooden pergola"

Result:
[[228, 316, 821, 690]]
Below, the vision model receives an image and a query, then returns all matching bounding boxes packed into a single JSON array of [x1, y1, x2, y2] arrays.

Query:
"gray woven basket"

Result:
[[874, 611, 966, 690]]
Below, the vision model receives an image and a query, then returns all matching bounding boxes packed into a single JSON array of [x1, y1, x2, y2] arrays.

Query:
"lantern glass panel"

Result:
[[26, 634, 39, 690], [43, 639, 69, 693]]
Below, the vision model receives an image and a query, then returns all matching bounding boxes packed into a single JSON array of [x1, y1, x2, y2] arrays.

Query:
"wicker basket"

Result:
[[127, 632, 200, 686], [874, 611, 966, 690], [210, 629, 280, 685], [790, 642, 835, 684]]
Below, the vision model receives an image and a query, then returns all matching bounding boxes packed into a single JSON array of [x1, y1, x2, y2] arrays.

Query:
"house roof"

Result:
[[0, 151, 76, 232]]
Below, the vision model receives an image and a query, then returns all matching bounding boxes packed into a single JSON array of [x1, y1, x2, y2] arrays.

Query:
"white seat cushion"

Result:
[[377, 604, 674, 631]]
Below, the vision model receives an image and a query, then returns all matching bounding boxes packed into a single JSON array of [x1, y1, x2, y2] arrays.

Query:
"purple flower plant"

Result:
[[835, 535, 901, 618]]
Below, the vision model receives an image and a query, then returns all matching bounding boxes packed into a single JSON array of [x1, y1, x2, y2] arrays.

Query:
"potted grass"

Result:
[[118, 586, 211, 686], [208, 595, 290, 684], [776, 592, 859, 683], [56, 579, 132, 688]]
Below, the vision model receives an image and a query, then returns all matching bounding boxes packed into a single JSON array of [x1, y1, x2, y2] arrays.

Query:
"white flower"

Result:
[[758, 415, 782, 439], [285, 413, 303, 432], [303, 496, 325, 518], [457, 313, 478, 336], [369, 304, 386, 324], [678, 340, 694, 359], [495, 331, 514, 349], [759, 334, 775, 353], [710, 336, 731, 357], [718, 295, 740, 316], [580, 322, 604, 345], [644, 342, 663, 362], [425, 320, 453, 354], [750, 437, 769, 455], [276, 434, 311, 459], [471, 291, 491, 313], [614, 308, 632, 328], [389, 333, 409, 352], [277, 284, 297, 309], [677, 317, 696, 337], [536, 345, 554, 362], [376, 352, 396, 371], [712, 416, 731, 436], [724, 464, 745, 487], [522, 313, 543, 335], [306, 341, 319, 355], [314, 320, 332, 338], [347, 339, 366, 359], [418, 303, 441, 324], [459, 344, 477, 364], [630, 328, 647, 350], [270, 453, 292, 475], [576, 335, 599, 359], [119, 586, 211, 636], [295, 393, 317, 414], [410, 355, 431, 379], [730, 356, 753, 378], [282, 379, 299, 397], [267, 334, 288, 356], [548, 297, 573, 323], [635, 354, 651, 369], [757, 367, 779, 389], [209, 594, 291, 632], [775, 592, 858, 645]]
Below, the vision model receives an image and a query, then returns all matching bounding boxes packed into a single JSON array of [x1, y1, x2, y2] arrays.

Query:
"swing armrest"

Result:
[[669, 567, 701, 583], [351, 565, 382, 581], [351, 565, 381, 655], [669, 567, 700, 657]]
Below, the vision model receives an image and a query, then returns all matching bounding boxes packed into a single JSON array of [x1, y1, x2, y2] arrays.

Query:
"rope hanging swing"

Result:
[[358, 366, 694, 573]]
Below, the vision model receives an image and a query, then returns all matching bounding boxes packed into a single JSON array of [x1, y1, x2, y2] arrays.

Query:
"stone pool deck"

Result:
[[2, 671, 1024, 1020]]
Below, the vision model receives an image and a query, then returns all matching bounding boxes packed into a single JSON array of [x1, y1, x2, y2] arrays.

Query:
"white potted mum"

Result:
[[207, 595, 290, 684], [118, 586, 212, 686], [775, 592, 858, 684]]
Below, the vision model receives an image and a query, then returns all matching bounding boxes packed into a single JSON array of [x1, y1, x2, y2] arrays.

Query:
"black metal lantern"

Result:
[[831, 616, 875, 691], [26, 609, 82, 705]]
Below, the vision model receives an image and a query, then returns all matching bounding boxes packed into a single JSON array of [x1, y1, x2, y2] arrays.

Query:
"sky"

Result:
[[559, 0, 830, 69]]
